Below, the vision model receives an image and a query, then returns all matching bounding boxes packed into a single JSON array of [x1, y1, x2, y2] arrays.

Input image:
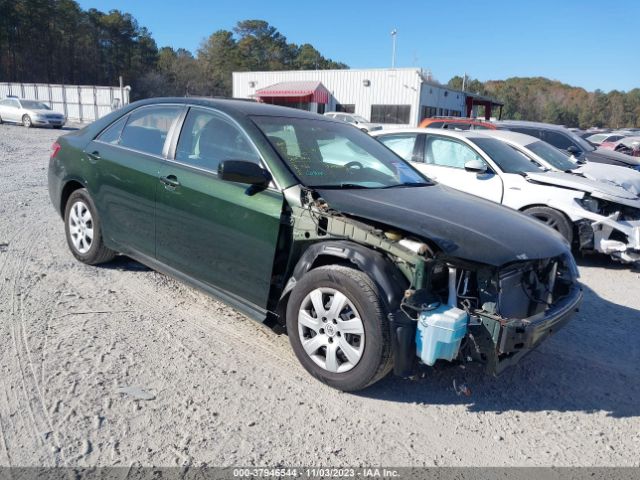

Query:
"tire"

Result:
[[22, 114, 32, 128], [286, 265, 392, 391], [523, 206, 573, 244], [64, 188, 115, 265]]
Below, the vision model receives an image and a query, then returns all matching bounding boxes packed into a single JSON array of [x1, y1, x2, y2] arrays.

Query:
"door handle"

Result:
[[160, 175, 180, 188], [87, 150, 101, 161]]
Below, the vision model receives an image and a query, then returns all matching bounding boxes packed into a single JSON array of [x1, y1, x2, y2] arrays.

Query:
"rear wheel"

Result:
[[286, 265, 392, 391], [64, 189, 115, 265], [22, 114, 32, 128], [524, 206, 573, 244]]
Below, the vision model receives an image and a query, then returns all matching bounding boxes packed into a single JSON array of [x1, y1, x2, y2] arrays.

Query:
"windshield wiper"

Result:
[[380, 182, 432, 189], [312, 183, 373, 189]]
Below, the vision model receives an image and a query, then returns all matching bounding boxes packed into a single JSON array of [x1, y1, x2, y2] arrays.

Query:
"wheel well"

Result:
[[519, 204, 577, 244], [60, 180, 84, 216]]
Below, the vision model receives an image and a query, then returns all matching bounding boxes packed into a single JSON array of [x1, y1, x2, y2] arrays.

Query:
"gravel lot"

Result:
[[0, 123, 639, 468]]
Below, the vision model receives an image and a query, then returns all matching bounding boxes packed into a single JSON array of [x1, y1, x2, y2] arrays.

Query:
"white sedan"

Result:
[[372, 128, 640, 263], [0, 97, 66, 128], [482, 129, 640, 196]]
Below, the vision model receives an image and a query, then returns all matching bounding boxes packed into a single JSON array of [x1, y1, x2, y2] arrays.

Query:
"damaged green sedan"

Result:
[[48, 98, 583, 391]]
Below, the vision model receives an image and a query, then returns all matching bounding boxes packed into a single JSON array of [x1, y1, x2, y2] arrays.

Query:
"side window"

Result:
[[119, 105, 182, 156], [378, 134, 420, 162], [175, 108, 260, 172], [97, 116, 128, 144], [424, 136, 484, 169], [543, 131, 575, 150]]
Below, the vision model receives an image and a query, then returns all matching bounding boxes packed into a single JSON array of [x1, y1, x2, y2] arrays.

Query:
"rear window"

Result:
[[118, 106, 182, 156]]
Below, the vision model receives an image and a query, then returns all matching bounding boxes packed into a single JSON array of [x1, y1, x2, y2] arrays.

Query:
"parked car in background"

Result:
[[0, 97, 66, 128], [419, 117, 495, 130], [323, 112, 382, 132], [482, 130, 640, 196], [373, 128, 640, 264], [605, 136, 640, 158], [48, 98, 583, 391], [586, 132, 627, 146], [494, 120, 640, 169]]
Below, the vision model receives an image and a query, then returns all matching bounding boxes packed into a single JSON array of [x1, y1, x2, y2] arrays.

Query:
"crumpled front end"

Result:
[[288, 187, 583, 378], [556, 197, 640, 264], [401, 253, 583, 375]]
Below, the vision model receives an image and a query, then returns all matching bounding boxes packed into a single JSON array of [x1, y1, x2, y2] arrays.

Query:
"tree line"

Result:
[[448, 75, 640, 129], [1, 0, 637, 128], [0, 0, 346, 99]]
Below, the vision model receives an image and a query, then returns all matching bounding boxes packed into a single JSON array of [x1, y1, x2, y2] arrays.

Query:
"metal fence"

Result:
[[0, 82, 130, 123]]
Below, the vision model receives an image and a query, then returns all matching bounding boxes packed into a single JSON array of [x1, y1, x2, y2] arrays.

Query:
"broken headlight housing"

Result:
[[576, 195, 600, 213]]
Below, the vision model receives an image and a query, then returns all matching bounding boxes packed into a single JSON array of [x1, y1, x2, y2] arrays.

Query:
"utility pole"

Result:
[[391, 29, 397, 68], [462, 72, 467, 91]]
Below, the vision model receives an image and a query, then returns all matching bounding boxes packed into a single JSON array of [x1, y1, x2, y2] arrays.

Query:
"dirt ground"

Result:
[[0, 123, 639, 468]]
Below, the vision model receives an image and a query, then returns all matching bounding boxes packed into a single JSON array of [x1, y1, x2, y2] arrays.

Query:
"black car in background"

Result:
[[494, 120, 640, 170]]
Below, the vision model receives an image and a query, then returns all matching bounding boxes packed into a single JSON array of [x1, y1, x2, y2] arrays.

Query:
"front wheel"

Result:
[[286, 265, 393, 391], [64, 189, 115, 265], [22, 115, 32, 128], [524, 206, 573, 244]]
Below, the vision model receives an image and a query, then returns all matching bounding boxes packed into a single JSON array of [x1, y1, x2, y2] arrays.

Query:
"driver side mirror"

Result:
[[464, 159, 488, 174], [218, 160, 271, 189], [567, 146, 581, 155]]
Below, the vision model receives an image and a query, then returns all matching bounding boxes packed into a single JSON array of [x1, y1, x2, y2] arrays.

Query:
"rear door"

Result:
[[156, 106, 285, 311], [87, 104, 184, 257], [419, 134, 503, 203]]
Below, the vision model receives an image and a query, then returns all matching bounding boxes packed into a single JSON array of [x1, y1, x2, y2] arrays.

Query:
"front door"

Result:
[[87, 104, 184, 257], [156, 107, 284, 311], [417, 134, 504, 203]]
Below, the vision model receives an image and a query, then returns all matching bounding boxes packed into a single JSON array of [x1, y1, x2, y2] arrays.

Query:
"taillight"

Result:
[[50, 142, 61, 159]]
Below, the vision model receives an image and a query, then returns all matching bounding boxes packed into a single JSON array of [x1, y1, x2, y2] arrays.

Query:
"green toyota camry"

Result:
[[48, 97, 582, 391]]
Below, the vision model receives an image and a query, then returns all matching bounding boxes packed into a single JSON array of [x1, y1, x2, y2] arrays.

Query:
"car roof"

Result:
[[493, 120, 569, 131], [372, 127, 494, 141], [480, 129, 541, 146], [127, 97, 334, 122]]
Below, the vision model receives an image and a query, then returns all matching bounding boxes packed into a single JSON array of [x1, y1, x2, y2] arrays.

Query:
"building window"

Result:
[[444, 109, 449, 116], [438, 108, 443, 116], [317, 103, 326, 114], [421, 106, 438, 119], [370, 105, 411, 124], [336, 103, 355, 113]]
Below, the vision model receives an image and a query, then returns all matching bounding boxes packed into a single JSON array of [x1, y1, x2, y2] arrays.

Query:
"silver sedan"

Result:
[[0, 97, 66, 128]]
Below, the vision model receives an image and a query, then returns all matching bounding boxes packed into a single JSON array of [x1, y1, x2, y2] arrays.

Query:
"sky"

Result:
[[77, 0, 640, 93]]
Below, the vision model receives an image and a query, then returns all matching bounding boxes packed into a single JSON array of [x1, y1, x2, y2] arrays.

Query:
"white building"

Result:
[[232, 68, 502, 127]]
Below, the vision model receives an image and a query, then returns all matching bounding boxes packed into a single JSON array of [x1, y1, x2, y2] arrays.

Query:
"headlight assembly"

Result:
[[576, 196, 600, 213]]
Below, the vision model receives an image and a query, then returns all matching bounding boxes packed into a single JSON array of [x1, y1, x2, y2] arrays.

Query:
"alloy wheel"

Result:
[[297, 287, 365, 373], [68, 201, 94, 254]]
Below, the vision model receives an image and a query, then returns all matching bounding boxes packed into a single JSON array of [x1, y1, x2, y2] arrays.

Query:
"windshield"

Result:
[[252, 116, 430, 189], [471, 137, 544, 174], [20, 100, 50, 110], [526, 141, 578, 171]]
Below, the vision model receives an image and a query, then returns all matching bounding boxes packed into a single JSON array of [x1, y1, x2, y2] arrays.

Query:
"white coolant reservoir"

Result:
[[415, 304, 468, 366]]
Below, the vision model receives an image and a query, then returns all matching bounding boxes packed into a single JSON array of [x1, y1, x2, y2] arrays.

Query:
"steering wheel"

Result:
[[344, 161, 364, 169]]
